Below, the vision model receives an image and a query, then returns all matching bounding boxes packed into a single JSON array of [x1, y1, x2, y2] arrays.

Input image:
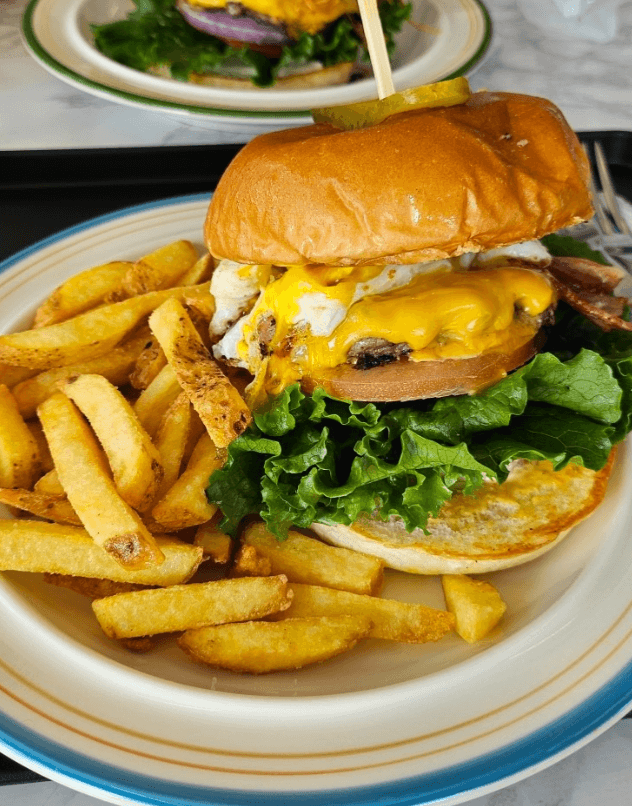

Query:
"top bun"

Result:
[[205, 91, 592, 267]]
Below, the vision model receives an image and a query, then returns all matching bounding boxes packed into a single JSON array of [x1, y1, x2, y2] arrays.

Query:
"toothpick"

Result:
[[357, 0, 395, 99]]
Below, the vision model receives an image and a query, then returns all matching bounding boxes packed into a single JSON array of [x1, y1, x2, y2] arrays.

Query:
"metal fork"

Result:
[[583, 142, 632, 273]]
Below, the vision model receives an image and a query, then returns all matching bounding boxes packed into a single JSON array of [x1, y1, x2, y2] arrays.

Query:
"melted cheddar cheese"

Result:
[[187, 0, 360, 36], [235, 263, 555, 397]]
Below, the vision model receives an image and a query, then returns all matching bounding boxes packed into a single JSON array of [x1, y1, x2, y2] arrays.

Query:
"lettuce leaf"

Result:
[[207, 348, 632, 538], [540, 234, 610, 265]]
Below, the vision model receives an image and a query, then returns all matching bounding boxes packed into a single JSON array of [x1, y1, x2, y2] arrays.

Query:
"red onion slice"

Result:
[[176, 0, 292, 46]]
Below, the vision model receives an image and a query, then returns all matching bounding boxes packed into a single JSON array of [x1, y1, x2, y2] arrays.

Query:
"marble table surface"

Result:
[[1, 0, 632, 148], [1, 0, 632, 804]]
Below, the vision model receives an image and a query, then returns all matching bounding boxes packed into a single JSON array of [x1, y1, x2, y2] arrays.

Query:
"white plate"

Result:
[[20, 0, 492, 130], [2, 194, 632, 806]]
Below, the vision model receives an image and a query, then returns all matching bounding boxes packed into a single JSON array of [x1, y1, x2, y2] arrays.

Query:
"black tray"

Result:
[[0, 143, 245, 263], [0, 131, 631, 786]]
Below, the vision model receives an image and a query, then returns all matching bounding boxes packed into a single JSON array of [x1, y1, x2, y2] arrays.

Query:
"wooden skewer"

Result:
[[357, 0, 395, 99]]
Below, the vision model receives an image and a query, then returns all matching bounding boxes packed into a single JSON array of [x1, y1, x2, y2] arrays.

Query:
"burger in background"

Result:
[[91, 0, 412, 88]]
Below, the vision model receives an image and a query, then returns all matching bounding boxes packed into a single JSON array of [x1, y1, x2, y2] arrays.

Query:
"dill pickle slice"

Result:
[[312, 77, 471, 130]]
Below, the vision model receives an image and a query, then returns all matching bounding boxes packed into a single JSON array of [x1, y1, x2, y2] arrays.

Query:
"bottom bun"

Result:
[[311, 452, 615, 574], [149, 62, 354, 90]]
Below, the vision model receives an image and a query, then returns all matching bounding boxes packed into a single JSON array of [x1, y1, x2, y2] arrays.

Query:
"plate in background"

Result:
[[2, 195, 632, 805], [21, 0, 492, 130]]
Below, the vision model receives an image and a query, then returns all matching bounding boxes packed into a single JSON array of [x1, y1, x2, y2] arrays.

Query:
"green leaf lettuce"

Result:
[[207, 347, 632, 538]]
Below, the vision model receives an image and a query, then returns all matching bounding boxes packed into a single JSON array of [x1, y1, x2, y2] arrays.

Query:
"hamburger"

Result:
[[91, 0, 411, 89], [203, 87, 632, 574]]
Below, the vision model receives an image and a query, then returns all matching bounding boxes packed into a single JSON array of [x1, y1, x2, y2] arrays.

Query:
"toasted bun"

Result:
[[149, 62, 355, 90], [205, 91, 593, 267], [301, 332, 542, 401], [311, 451, 615, 574]]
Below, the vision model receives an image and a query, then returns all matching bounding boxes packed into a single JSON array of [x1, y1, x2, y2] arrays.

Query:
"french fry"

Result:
[[44, 573, 149, 598], [34, 468, 65, 496], [12, 330, 149, 418], [0, 364, 38, 388], [151, 433, 225, 531], [62, 374, 163, 512], [181, 410, 206, 466], [178, 253, 214, 286], [38, 392, 164, 568], [0, 283, 210, 369], [229, 545, 272, 577], [184, 303, 213, 349], [153, 392, 193, 500], [148, 298, 251, 448], [179, 616, 372, 674], [0, 489, 81, 526], [133, 364, 181, 439], [0, 520, 202, 585], [26, 420, 54, 473], [33, 261, 131, 328], [128, 337, 167, 390], [122, 241, 199, 296], [0, 384, 41, 489], [243, 522, 384, 596], [194, 520, 233, 564], [119, 637, 156, 653], [442, 574, 507, 643], [274, 584, 455, 643], [92, 575, 293, 639]]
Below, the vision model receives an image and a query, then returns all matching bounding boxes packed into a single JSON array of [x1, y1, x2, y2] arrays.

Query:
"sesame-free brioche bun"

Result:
[[311, 451, 615, 574], [205, 91, 593, 267]]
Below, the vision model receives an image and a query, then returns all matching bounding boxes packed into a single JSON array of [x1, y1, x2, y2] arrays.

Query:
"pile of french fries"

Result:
[[0, 239, 504, 674]]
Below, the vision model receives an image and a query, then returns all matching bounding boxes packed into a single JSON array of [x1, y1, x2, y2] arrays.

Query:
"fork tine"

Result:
[[584, 144, 614, 236], [594, 141, 632, 237]]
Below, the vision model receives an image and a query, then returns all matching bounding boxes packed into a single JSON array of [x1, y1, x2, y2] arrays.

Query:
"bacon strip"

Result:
[[547, 257, 632, 332]]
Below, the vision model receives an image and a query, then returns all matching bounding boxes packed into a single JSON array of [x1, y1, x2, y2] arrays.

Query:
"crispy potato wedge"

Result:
[[153, 392, 193, 500], [243, 522, 384, 595], [92, 575, 293, 639], [33, 261, 131, 328], [122, 241, 199, 296], [148, 298, 251, 448], [34, 468, 64, 496], [0, 364, 38, 388], [12, 330, 149, 418], [179, 616, 372, 674], [0, 489, 81, 525], [274, 584, 454, 643], [151, 433, 225, 531], [119, 637, 156, 653], [178, 253, 214, 286], [0, 521, 202, 585], [128, 337, 167, 390], [230, 544, 272, 578], [133, 364, 181, 439], [194, 520, 233, 564], [184, 309, 213, 355], [0, 384, 41, 489], [0, 283, 210, 369], [38, 392, 164, 568], [181, 410, 206, 466], [26, 420, 54, 473], [62, 374, 163, 512], [44, 573, 149, 598], [442, 574, 507, 643]]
